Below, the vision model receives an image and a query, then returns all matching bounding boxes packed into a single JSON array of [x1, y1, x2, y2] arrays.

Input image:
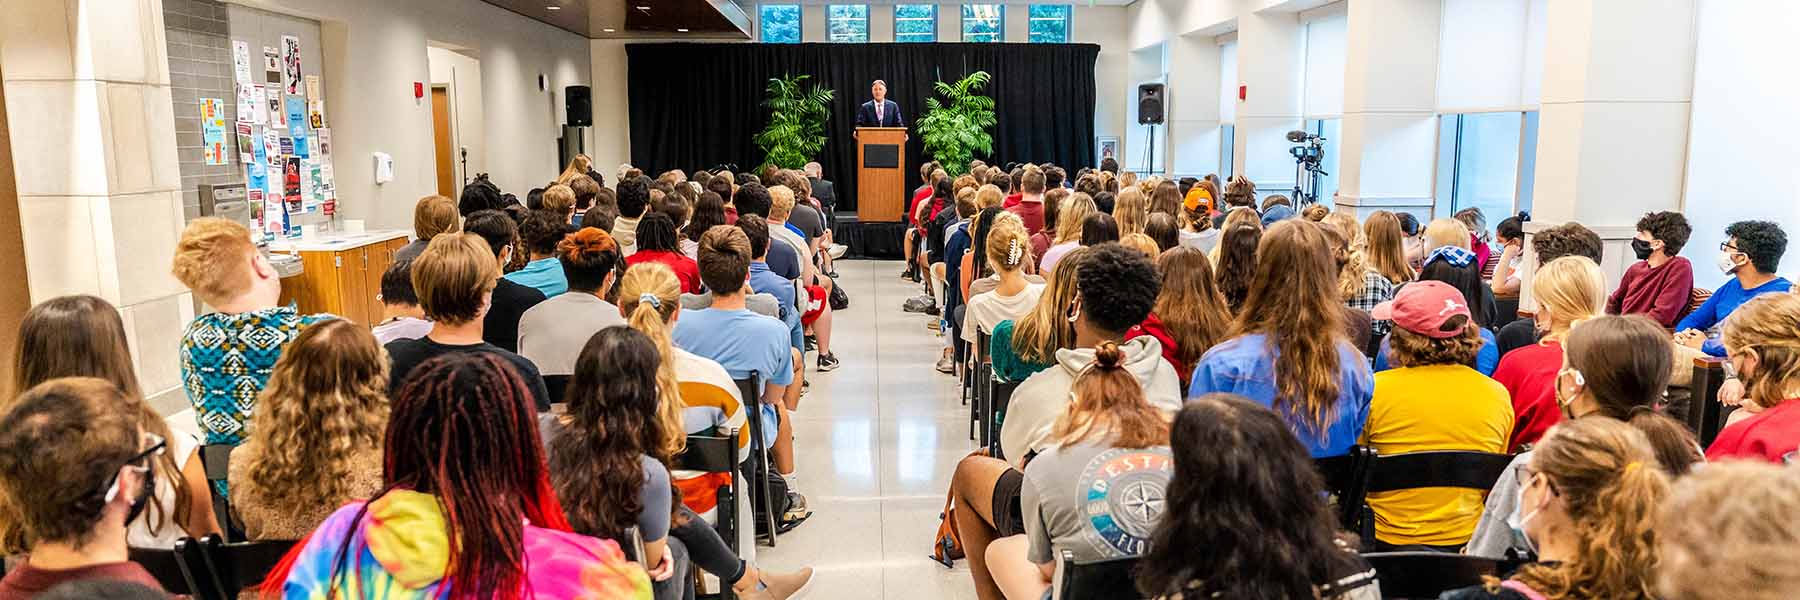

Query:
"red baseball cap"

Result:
[[1372, 281, 1472, 339]]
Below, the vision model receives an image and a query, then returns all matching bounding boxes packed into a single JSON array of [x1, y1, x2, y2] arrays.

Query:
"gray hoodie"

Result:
[[999, 337, 1183, 469]]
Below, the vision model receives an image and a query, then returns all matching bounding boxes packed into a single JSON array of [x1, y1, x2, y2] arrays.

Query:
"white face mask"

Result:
[[1717, 250, 1743, 274], [1507, 473, 1544, 555]]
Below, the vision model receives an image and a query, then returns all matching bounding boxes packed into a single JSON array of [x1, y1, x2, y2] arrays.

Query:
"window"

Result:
[[1027, 5, 1071, 43], [759, 4, 801, 43], [894, 4, 937, 42], [1303, 118, 1341, 206], [1435, 111, 1540, 220], [826, 5, 868, 42], [962, 4, 1004, 42], [1220, 124, 1235, 179]]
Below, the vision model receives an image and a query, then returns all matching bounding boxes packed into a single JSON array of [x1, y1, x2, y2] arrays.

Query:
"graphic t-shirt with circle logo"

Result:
[[1021, 443, 1175, 563]]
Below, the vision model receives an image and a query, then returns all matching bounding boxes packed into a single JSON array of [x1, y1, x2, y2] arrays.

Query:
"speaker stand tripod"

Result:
[[1141, 123, 1158, 175]]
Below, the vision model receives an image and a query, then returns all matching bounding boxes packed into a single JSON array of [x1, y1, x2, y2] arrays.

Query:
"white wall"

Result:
[[426, 46, 484, 190], [1679, 0, 1800, 277], [1436, 0, 1545, 111], [231, 0, 592, 230]]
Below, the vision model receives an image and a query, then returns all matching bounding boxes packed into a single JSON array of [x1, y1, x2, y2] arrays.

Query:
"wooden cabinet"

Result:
[[275, 232, 410, 324]]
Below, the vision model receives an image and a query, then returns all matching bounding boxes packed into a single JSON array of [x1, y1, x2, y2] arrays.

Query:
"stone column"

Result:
[[2, 0, 194, 412], [1233, 9, 1303, 197], [1335, 0, 1440, 220], [1167, 33, 1221, 177]]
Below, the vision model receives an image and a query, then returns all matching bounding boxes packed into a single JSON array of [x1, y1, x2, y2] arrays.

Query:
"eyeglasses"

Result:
[[1720, 242, 1741, 253], [102, 432, 165, 504], [1514, 461, 1558, 496]]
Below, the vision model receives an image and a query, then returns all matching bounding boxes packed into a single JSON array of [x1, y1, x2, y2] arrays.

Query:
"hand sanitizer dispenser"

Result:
[[373, 152, 394, 184]]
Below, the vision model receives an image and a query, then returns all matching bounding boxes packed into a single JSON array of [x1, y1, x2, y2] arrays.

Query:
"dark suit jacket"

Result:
[[810, 177, 836, 208], [856, 99, 904, 127]]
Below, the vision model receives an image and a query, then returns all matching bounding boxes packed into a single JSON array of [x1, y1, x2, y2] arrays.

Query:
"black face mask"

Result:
[[1631, 238, 1655, 260]]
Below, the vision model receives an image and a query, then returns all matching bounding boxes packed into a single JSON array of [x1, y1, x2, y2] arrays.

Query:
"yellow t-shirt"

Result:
[[1360, 364, 1514, 547]]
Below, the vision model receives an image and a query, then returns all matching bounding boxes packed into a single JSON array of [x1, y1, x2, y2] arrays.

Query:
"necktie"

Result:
[[876, 103, 883, 123]]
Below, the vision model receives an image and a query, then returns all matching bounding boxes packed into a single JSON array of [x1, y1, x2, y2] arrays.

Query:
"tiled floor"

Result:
[[755, 259, 979, 600]]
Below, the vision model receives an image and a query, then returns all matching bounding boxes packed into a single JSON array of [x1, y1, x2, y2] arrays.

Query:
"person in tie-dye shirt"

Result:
[[171, 218, 332, 447], [262, 352, 650, 599]]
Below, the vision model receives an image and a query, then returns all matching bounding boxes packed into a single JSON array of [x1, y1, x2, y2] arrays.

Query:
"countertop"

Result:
[[268, 229, 410, 252]]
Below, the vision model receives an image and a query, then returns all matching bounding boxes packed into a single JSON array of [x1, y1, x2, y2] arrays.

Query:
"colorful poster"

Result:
[[250, 85, 268, 125], [263, 129, 280, 163], [247, 160, 267, 192], [284, 95, 306, 136], [231, 40, 253, 85], [250, 127, 267, 165], [200, 98, 227, 165], [263, 47, 281, 85], [234, 84, 255, 122], [279, 136, 294, 156], [235, 122, 254, 164], [283, 157, 302, 214], [281, 35, 302, 95], [308, 100, 326, 129], [293, 134, 309, 159], [315, 128, 332, 159]]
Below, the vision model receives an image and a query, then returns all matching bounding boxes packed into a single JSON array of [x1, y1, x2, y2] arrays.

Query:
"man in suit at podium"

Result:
[[856, 80, 904, 128]]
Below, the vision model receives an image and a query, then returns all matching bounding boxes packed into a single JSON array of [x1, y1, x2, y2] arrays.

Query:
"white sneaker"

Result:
[[827, 244, 848, 259]]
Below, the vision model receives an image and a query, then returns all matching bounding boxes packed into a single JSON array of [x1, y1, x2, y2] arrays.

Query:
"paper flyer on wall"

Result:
[[263, 129, 280, 163], [235, 84, 255, 120], [231, 41, 253, 85], [284, 95, 306, 137], [200, 98, 228, 165], [263, 47, 281, 85], [249, 85, 268, 124], [315, 128, 332, 159], [304, 75, 321, 101], [308, 100, 326, 129], [250, 128, 268, 166], [281, 36, 302, 95], [267, 88, 285, 128], [279, 136, 294, 156], [246, 160, 266, 192], [283, 157, 302, 214], [294, 133, 309, 159], [299, 158, 315, 211], [235, 122, 254, 164]]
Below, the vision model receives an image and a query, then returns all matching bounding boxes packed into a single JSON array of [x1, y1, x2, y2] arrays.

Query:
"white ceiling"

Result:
[[783, 0, 1138, 5]]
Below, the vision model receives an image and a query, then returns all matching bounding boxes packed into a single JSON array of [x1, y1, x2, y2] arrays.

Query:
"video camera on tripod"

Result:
[[1286, 129, 1329, 205]]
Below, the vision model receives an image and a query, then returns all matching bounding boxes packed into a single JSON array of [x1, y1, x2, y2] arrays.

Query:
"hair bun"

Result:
[[1093, 341, 1125, 369]]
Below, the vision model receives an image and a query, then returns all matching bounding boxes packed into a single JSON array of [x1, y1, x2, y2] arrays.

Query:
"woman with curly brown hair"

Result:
[[229, 319, 389, 540], [1442, 418, 1669, 600]]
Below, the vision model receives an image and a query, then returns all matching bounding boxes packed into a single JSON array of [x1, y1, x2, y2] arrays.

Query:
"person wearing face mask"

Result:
[[0, 379, 168, 598], [1466, 315, 1703, 559], [1676, 220, 1791, 357], [1492, 257, 1608, 452], [1706, 293, 1800, 463], [1606, 211, 1695, 328], [1442, 418, 1670, 600]]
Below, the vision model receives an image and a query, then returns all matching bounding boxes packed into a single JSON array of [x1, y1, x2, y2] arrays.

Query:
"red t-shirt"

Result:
[[627, 249, 703, 294], [0, 561, 164, 600], [1707, 398, 1800, 463], [1492, 341, 1564, 452], [1606, 257, 1695, 328], [910, 186, 933, 227], [1006, 200, 1045, 235]]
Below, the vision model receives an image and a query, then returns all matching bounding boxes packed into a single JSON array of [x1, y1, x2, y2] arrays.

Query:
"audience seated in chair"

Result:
[[1706, 292, 1800, 462], [372, 259, 432, 345], [614, 174, 650, 257], [395, 194, 459, 264], [1495, 223, 1604, 357], [1490, 213, 1526, 300], [737, 215, 807, 353], [1134, 396, 1381, 600], [1494, 256, 1608, 453], [1469, 315, 1700, 558], [462, 209, 548, 353], [262, 353, 651, 597], [0, 379, 173, 597], [1359, 281, 1514, 551], [228, 319, 387, 541], [1442, 418, 1668, 600], [171, 218, 333, 448], [12, 295, 219, 548], [1127, 248, 1231, 388], [384, 233, 550, 412], [506, 209, 574, 299], [1656, 461, 1800, 600], [1189, 220, 1374, 458], [1373, 247, 1502, 376], [961, 219, 1045, 354], [988, 247, 1086, 385], [959, 243, 1175, 600], [1608, 211, 1695, 328], [1676, 219, 1791, 357], [626, 213, 702, 295], [984, 341, 1175, 600], [518, 228, 626, 379]]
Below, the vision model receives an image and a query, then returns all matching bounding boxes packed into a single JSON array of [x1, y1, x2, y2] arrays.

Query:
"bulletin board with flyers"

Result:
[[222, 6, 337, 240]]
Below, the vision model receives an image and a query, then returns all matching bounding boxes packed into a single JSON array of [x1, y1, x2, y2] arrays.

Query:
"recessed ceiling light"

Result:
[[545, 5, 560, 9], [603, 27, 617, 32], [677, 28, 689, 32], [636, 5, 651, 10]]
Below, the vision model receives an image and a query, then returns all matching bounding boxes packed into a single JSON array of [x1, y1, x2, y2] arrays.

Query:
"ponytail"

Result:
[[619, 263, 687, 461], [1050, 341, 1169, 449], [1625, 408, 1702, 477]]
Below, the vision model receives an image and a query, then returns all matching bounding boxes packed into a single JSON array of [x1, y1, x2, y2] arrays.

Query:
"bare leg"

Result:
[[815, 304, 833, 357], [772, 402, 796, 476], [786, 348, 804, 411], [952, 455, 1014, 600], [987, 535, 1051, 600]]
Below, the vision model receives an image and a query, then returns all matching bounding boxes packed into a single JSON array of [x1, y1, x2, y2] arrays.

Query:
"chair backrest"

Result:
[[1361, 551, 1501, 598], [545, 374, 571, 406], [732, 374, 761, 412], [1366, 450, 1515, 494], [1314, 446, 1374, 532], [1053, 549, 1144, 600], [129, 540, 205, 596], [192, 534, 298, 600], [198, 445, 236, 540], [1681, 287, 1713, 321], [679, 434, 737, 473]]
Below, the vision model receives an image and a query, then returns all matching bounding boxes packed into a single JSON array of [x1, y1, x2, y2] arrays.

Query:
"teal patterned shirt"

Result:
[[179, 306, 334, 446]]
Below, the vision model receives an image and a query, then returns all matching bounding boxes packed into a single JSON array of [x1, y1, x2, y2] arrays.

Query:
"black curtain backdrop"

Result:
[[625, 42, 1098, 217]]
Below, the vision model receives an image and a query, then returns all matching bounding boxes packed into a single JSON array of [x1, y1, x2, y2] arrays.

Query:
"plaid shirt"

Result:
[[1347, 271, 1397, 338]]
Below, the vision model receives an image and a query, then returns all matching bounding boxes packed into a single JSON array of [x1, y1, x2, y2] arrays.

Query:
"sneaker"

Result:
[[899, 266, 916, 280], [804, 336, 818, 353], [902, 296, 934, 313], [923, 303, 941, 316], [936, 354, 956, 374], [926, 320, 942, 332], [828, 243, 848, 259], [817, 353, 841, 372], [762, 568, 816, 600]]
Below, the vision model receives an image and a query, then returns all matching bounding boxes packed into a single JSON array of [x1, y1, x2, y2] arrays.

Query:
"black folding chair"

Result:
[[198, 444, 238, 542], [619, 526, 647, 564], [1314, 445, 1375, 533], [129, 539, 206, 596], [1362, 450, 1515, 550], [987, 380, 1022, 459], [1689, 357, 1738, 446], [733, 374, 779, 548], [679, 433, 741, 600], [1361, 551, 1504, 599], [1052, 549, 1144, 600], [188, 534, 298, 600]]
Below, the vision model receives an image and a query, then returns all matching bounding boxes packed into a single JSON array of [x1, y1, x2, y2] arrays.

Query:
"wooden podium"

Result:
[[855, 127, 907, 222]]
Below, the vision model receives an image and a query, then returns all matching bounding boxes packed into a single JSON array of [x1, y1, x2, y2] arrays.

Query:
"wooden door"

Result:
[[333, 248, 370, 324], [363, 240, 393, 320], [431, 87, 455, 198], [0, 63, 29, 388]]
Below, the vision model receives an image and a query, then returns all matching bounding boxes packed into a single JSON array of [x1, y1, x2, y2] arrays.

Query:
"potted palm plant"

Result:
[[754, 74, 835, 170], [916, 71, 996, 177]]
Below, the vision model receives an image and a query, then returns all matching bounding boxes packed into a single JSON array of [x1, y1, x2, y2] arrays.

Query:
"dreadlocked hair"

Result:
[[1233, 220, 1346, 442], [550, 327, 666, 542], [618, 262, 688, 461], [318, 352, 571, 600]]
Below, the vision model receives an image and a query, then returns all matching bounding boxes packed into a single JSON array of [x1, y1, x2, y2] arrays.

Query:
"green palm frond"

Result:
[[755, 73, 835, 170], [917, 70, 995, 176]]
